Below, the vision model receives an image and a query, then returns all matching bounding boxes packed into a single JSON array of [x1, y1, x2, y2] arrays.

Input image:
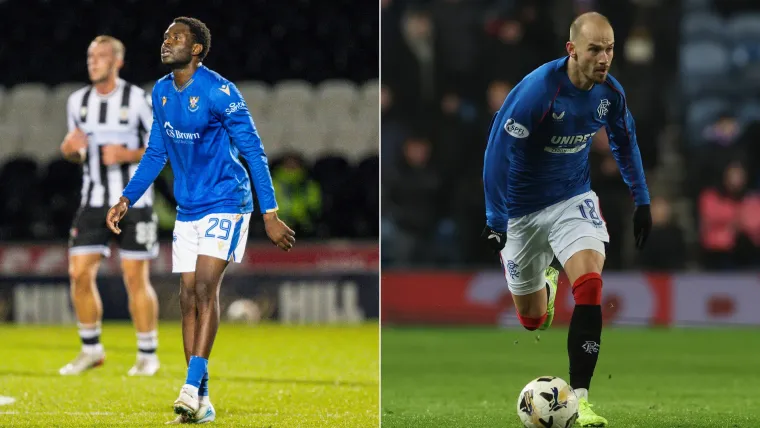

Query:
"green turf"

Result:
[[0, 322, 378, 427], [381, 327, 760, 427]]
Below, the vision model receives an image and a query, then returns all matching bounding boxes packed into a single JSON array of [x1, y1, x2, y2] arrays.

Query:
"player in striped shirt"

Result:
[[59, 35, 161, 377]]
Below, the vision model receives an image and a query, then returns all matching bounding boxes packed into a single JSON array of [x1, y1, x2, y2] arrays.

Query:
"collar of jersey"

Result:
[[172, 78, 195, 92], [94, 78, 124, 98]]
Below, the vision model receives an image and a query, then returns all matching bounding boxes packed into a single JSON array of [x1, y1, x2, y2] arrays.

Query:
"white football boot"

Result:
[[59, 350, 105, 375], [193, 400, 216, 423], [128, 355, 160, 376], [173, 385, 200, 417]]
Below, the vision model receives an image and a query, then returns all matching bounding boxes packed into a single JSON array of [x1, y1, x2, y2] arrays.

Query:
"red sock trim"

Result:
[[572, 272, 603, 305], [516, 312, 547, 331]]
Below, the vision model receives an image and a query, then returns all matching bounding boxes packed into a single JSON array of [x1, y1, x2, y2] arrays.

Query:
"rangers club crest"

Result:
[[188, 96, 200, 112], [597, 99, 610, 119]]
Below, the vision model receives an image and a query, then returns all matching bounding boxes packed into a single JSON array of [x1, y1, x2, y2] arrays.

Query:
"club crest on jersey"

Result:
[[188, 96, 200, 112], [119, 107, 129, 122], [162, 96, 167, 106], [504, 118, 530, 139], [597, 99, 610, 119]]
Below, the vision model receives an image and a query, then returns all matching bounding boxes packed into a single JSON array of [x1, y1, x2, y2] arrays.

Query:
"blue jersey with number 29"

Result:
[[122, 65, 278, 221]]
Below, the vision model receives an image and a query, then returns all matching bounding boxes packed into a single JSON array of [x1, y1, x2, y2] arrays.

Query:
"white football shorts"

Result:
[[172, 212, 252, 273], [499, 190, 609, 295]]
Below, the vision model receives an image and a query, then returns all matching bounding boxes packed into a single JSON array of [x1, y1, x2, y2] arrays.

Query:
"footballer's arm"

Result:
[[603, 79, 650, 206], [121, 93, 169, 208], [483, 80, 548, 232]]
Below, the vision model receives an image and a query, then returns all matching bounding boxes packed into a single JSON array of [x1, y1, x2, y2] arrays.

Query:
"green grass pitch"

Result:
[[0, 322, 378, 427], [381, 327, 760, 427]]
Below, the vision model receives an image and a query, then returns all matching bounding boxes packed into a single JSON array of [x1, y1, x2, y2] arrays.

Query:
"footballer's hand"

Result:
[[106, 196, 130, 235], [633, 204, 652, 249], [102, 144, 129, 166], [481, 225, 506, 254], [264, 212, 296, 252], [61, 128, 88, 161]]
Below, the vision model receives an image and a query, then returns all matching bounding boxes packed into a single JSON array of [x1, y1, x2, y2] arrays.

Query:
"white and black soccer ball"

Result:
[[516, 376, 579, 428], [226, 299, 261, 323]]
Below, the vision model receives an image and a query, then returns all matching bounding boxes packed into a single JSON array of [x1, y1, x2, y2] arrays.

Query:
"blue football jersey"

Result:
[[122, 66, 277, 221], [483, 56, 650, 231]]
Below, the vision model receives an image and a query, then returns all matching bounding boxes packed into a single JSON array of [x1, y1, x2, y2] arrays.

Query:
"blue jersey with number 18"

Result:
[[483, 56, 650, 231], [122, 65, 278, 221]]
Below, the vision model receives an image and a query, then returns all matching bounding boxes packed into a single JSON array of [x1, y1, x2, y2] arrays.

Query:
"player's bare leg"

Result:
[[168, 272, 214, 424], [563, 248, 607, 427], [173, 259, 225, 421], [122, 258, 160, 376], [179, 272, 197, 364], [60, 253, 106, 375], [510, 267, 559, 331], [192, 255, 228, 358]]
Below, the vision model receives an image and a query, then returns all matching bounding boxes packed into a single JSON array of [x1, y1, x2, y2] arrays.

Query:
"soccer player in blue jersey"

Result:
[[106, 17, 295, 424], [481, 12, 652, 427]]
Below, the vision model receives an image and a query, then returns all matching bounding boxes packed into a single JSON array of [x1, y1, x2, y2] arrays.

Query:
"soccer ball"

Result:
[[226, 299, 261, 323], [516, 376, 579, 428]]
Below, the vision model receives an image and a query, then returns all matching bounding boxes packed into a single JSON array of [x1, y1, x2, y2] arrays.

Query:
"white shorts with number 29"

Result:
[[172, 212, 252, 273], [499, 190, 609, 296]]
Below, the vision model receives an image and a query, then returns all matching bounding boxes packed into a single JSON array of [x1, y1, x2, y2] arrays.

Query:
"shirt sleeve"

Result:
[[136, 89, 153, 144], [605, 82, 651, 206], [210, 81, 278, 214], [483, 78, 548, 231], [66, 94, 78, 132], [122, 90, 168, 207]]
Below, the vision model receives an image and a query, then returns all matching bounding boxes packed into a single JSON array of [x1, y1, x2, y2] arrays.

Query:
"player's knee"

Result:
[[194, 281, 213, 304], [68, 265, 95, 291], [515, 311, 547, 331], [572, 272, 603, 305]]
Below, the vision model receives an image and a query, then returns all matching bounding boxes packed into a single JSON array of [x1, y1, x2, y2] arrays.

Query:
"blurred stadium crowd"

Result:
[[381, 0, 760, 270], [0, 0, 379, 242]]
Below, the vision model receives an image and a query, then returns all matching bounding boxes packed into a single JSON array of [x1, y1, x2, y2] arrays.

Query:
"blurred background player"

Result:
[[106, 17, 295, 424], [59, 35, 160, 377]]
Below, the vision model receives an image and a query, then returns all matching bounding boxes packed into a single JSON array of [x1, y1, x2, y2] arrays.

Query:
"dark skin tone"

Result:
[[106, 21, 295, 362]]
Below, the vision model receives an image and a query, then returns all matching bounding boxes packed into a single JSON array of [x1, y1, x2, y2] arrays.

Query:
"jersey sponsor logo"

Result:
[[164, 121, 200, 143], [188, 96, 200, 112], [597, 99, 610, 118], [219, 84, 231, 96], [224, 101, 247, 115], [546, 131, 597, 154], [504, 118, 529, 139]]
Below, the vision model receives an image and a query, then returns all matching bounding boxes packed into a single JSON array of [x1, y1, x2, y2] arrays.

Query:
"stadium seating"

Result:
[[0, 79, 378, 240]]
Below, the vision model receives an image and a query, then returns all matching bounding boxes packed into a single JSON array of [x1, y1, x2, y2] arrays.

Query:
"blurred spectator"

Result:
[[383, 136, 441, 264], [381, 85, 408, 172], [383, 6, 438, 119], [271, 154, 323, 238], [638, 196, 687, 271], [690, 112, 745, 196], [698, 161, 760, 270]]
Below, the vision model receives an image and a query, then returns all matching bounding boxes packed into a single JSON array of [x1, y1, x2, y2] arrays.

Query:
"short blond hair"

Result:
[[91, 35, 125, 60]]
